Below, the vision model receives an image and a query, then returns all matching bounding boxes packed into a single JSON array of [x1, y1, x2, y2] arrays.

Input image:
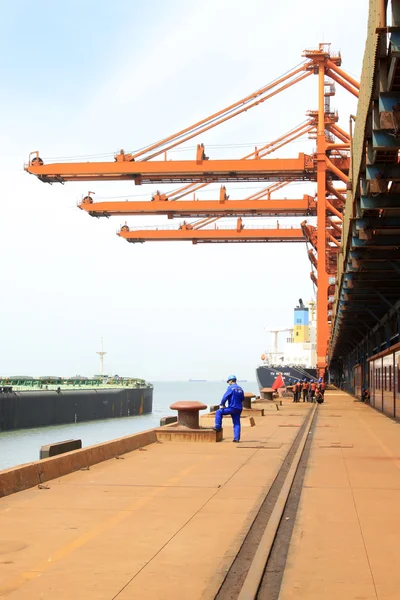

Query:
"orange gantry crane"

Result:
[[25, 44, 358, 377]]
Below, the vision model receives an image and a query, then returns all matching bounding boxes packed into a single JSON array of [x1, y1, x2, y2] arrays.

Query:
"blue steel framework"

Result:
[[329, 0, 400, 414]]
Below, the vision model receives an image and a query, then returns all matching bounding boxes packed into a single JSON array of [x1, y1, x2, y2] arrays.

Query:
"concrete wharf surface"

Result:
[[279, 390, 400, 600], [0, 391, 399, 599]]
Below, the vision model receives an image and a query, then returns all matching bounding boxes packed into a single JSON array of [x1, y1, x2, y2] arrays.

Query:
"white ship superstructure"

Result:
[[256, 299, 317, 390], [261, 299, 316, 368]]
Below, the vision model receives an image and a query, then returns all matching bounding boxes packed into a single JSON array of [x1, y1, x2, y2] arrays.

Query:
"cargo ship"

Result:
[[256, 299, 317, 389], [0, 375, 153, 431]]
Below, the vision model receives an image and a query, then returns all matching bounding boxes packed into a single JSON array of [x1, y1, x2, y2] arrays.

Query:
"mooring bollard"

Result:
[[243, 392, 256, 409], [170, 401, 208, 429], [260, 388, 274, 401]]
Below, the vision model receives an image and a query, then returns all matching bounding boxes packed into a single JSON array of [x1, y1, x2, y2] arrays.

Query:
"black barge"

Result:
[[0, 376, 153, 431]]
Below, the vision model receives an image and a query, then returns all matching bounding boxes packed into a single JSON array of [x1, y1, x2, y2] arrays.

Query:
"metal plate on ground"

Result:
[[319, 443, 354, 448], [237, 442, 283, 449]]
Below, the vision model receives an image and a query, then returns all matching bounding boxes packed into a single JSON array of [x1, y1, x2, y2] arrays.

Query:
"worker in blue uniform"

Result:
[[213, 375, 244, 442]]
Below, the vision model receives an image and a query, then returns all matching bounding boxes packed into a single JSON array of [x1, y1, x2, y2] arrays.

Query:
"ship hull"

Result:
[[256, 365, 317, 389], [0, 387, 153, 431]]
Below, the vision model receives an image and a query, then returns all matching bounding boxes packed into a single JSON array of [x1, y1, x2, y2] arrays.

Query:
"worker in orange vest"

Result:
[[302, 379, 309, 402], [293, 381, 301, 403], [318, 378, 326, 396], [310, 380, 317, 402]]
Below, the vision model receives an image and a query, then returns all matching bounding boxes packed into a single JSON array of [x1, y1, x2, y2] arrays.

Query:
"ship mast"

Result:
[[264, 328, 293, 362], [96, 337, 107, 375], [308, 299, 316, 322]]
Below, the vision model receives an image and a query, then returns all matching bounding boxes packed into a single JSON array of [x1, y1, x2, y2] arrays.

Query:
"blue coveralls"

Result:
[[215, 383, 244, 441]]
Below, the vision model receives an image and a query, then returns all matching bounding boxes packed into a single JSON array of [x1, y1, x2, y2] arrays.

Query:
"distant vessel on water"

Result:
[[256, 299, 317, 390], [0, 375, 153, 432], [0, 340, 153, 432], [188, 379, 207, 382]]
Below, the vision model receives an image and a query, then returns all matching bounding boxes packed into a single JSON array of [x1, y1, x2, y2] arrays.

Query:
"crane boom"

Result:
[[79, 195, 317, 218], [118, 222, 304, 244], [26, 154, 349, 184]]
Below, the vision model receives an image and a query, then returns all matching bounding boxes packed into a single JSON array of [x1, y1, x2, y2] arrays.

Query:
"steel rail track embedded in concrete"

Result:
[[215, 403, 317, 600]]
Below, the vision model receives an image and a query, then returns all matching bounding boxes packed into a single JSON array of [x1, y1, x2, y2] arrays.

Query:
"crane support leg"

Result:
[[317, 59, 329, 378]]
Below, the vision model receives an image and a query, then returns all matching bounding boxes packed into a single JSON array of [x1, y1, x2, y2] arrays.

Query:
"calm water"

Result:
[[0, 380, 258, 471]]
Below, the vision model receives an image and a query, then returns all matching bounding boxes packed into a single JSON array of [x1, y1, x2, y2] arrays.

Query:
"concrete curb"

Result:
[[0, 428, 157, 498]]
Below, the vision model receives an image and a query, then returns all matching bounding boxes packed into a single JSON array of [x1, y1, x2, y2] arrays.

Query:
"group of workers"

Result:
[[292, 377, 325, 403]]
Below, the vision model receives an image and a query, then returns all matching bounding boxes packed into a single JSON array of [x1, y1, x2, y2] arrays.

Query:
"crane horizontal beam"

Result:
[[117, 226, 305, 244], [26, 155, 314, 184], [26, 154, 349, 184], [79, 195, 317, 218]]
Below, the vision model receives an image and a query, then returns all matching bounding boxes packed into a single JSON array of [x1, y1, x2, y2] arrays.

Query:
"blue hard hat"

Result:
[[226, 374, 237, 383], [303, 378, 307, 382], [318, 377, 323, 382]]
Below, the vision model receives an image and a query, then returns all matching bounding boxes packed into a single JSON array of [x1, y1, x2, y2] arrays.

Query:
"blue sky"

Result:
[[0, 0, 367, 380]]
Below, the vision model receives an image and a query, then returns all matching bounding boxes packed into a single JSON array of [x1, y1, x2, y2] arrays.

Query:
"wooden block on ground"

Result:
[[159, 416, 178, 426], [40, 439, 82, 459], [155, 426, 222, 443], [241, 407, 264, 417], [200, 414, 255, 428]]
